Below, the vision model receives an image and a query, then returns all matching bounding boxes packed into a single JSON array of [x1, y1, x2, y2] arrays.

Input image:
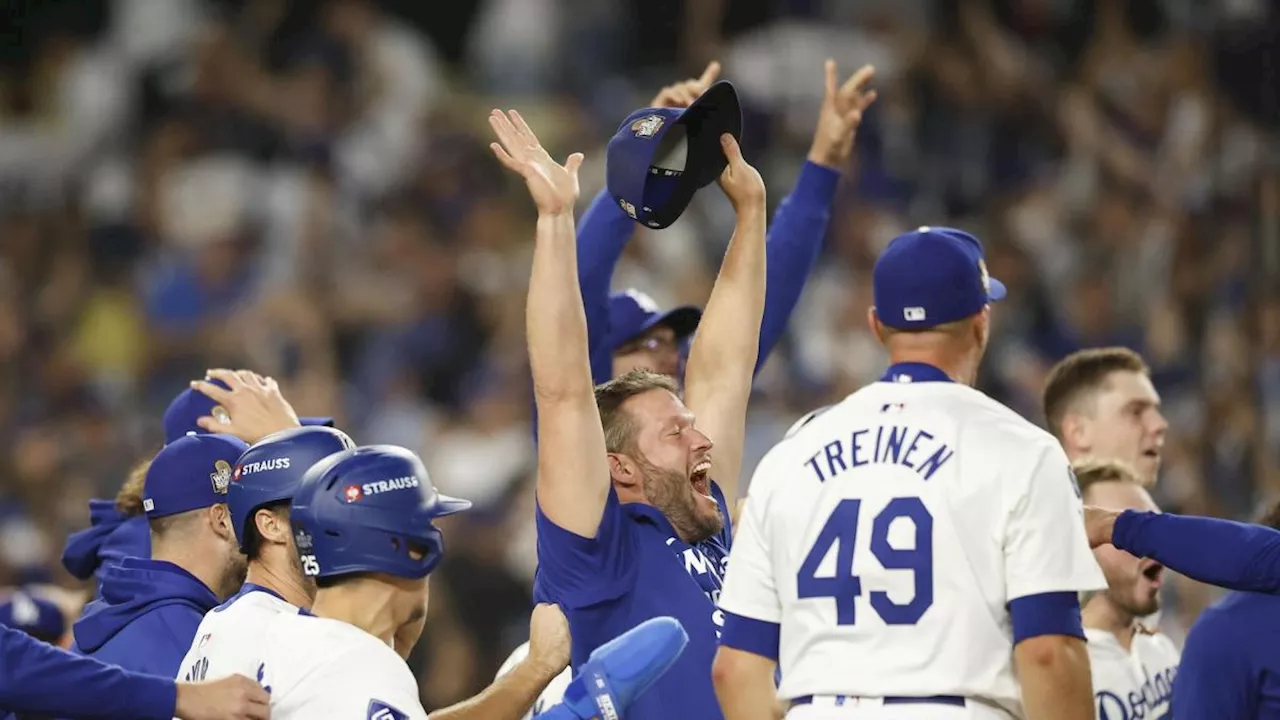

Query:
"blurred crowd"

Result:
[[0, 0, 1277, 711]]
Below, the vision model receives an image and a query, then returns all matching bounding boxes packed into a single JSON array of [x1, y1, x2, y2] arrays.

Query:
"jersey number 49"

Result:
[[797, 497, 933, 625]]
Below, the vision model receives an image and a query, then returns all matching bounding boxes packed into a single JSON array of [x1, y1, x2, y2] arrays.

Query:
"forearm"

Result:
[[711, 650, 778, 720], [686, 204, 767, 389], [529, 212, 595, 402], [1114, 510, 1280, 593], [1014, 639, 1094, 720], [428, 661, 560, 720], [0, 626, 176, 719], [757, 162, 839, 369], [576, 189, 636, 374]]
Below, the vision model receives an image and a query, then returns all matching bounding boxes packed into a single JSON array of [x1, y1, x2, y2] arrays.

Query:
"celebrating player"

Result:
[[255, 444, 682, 719], [490, 91, 766, 719], [713, 227, 1105, 719], [70, 433, 250, 676], [1042, 348, 1168, 487], [1070, 460, 1178, 719], [176, 425, 355, 685]]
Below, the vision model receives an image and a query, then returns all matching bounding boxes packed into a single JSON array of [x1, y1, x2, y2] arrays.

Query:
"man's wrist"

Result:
[[806, 147, 845, 171]]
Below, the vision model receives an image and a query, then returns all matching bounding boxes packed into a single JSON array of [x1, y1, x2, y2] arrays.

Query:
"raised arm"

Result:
[[489, 109, 611, 539], [755, 61, 877, 369], [577, 62, 723, 383], [682, 134, 767, 505]]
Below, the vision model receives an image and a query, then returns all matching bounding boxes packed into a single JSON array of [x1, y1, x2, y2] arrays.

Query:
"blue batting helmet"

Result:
[[229, 426, 356, 551], [290, 445, 470, 581]]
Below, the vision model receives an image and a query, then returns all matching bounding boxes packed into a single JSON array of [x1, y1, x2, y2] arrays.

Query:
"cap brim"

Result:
[[647, 305, 702, 340], [434, 495, 472, 517], [300, 417, 335, 427], [988, 277, 1007, 302], [679, 81, 743, 189]]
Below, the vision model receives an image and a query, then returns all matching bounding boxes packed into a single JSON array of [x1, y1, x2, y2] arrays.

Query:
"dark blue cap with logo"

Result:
[[0, 590, 65, 642], [872, 226, 1006, 330], [605, 289, 701, 352], [144, 433, 250, 518], [606, 81, 742, 230], [163, 379, 334, 444]]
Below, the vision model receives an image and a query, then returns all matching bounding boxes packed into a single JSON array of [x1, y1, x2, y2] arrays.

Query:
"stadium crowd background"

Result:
[[0, 0, 1276, 711]]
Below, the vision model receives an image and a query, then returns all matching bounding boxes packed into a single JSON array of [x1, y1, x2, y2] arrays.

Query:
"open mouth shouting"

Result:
[[1139, 559, 1164, 586], [690, 459, 713, 500]]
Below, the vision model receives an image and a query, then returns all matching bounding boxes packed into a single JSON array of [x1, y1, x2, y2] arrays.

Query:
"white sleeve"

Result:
[[278, 643, 429, 720], [1002, 441, 1106, 601], [717, 456, 781, 624]]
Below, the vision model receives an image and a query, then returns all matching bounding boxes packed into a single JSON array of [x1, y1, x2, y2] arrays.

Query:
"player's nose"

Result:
[[689, 426, 713, 451]]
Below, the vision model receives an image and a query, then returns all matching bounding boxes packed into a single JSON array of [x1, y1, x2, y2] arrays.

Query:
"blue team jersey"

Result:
[[534, 481, 734, 720]]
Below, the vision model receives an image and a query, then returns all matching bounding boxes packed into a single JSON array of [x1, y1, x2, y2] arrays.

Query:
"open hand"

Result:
[[717, 134, 765, 212], [488, 109, 583, 216], [808, 60, 877, 170], [174, 674, 270, 720], [649, 61, 722, 109], [190, 369, 301, 444]]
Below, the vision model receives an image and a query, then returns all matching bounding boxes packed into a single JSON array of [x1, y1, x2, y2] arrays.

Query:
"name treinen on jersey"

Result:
[[804, 424, 954, 483]]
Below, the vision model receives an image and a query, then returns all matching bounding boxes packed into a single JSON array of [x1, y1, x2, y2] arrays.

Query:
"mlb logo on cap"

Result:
[[606, 81, 743, 230], [872, 226, 1007, 330]]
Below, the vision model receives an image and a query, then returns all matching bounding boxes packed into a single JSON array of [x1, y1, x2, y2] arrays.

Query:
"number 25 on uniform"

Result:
[[796, 497, 934, 625]]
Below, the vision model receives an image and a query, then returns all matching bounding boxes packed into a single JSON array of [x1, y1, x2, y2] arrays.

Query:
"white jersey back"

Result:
[[1085, 627, 1179, 719], [259, 612, 428, 720], [495, 641, 572, 720], [718, 379, 1105, 714], [176, 586, 298, 686]]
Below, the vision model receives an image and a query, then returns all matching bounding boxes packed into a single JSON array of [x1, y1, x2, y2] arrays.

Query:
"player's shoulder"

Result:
[[265, 614, 414, 689]]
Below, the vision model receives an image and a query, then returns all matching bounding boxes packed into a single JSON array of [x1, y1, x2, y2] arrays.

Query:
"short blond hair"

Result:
[[1072, 458, 1143, 501]]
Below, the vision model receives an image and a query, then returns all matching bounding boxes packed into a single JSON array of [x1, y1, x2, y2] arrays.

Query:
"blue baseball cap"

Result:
[[143, 433, 250, 518], [606, 80, 742, 230], [605, 289, 701, 353], [163, 379, 333, 444], [872, 226, 1006, 330], [0, 590, 65, 642]]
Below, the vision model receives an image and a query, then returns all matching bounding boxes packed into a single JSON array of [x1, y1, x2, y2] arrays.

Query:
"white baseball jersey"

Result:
[[258, 612, 428, 719], [718, 375, 1106, 715], [176, 585, 299, 686], [495, 641, 572, 720], [1084, 627, 1179, 719]]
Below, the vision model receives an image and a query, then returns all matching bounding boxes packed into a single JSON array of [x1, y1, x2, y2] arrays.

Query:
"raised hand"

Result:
[[190, 369, 301, 443], [717, 134, 765, 213], [488, 109, 583, 216], [808, 60, 878, 170], [649, 61, 722, 109]]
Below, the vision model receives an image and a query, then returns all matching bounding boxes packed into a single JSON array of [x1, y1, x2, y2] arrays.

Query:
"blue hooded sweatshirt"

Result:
[[61, 499, 151, 599], [70, 557, 219, 677]]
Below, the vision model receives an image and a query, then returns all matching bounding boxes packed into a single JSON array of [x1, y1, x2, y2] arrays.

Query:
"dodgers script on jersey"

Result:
[[495, 641, 572, 720], [176, 585, 297, 688], [257, 612, 428, 720], [718, 364, 1105, 715], [1084, 627, 1180, 720], [534, 481, 734, 720]]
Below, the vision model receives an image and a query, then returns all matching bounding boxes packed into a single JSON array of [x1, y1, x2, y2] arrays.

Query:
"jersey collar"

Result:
[[880, 362, 954, 384]]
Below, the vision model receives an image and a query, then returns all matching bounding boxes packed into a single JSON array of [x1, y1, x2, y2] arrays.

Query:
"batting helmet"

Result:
[[290, 445, 470, 581], [229, 426, 356, 551]]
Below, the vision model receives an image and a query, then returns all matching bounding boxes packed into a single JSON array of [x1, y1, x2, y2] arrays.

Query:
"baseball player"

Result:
[[176, 425, 355, 686], [713, 227, 1106, 720], [256, 444, 687, 719], [1071, 460, 1178, 719], [1042, 348, 1168, 488], [488, 96, 768, 719]]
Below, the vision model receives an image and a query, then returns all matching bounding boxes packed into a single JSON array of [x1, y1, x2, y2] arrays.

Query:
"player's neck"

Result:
[[311, 584, 399, 648], [884, 351, 974, 386], [1082, 596, 1137, 651], [245, 554, 314, 610], [150, 542, 231, 600]]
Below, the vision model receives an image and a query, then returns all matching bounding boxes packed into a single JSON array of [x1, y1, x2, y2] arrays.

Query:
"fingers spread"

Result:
[[840, 64, 876, 99], [698, 60, 722, 87], [490, 142, 521, 171], [509, 110, 538, 145], [564, 153, 585, 176], [824, 59, 838, 100]]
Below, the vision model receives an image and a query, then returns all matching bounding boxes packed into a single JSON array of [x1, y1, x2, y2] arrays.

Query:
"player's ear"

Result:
[[866, 307, 886, 344], [209, 503, 236, 542], [255, 507, 290, 546], [1061, 413, 1090, 454], [606, 452, 639, 489]]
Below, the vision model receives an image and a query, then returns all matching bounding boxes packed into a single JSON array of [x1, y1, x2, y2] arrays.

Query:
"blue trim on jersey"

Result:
[[1008, 591, 1084, 643], [212, 582, 287, 613], [720, 611, 780, 661], [880, 362, 954, 384]]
